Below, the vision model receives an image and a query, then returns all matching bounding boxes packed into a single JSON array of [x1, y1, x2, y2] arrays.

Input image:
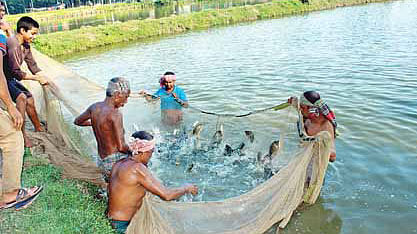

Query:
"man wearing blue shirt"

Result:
[[140, 72, 188, 125]]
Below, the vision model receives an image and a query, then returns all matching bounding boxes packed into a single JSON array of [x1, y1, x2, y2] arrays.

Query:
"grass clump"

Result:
[[0, 154, 114, 233]]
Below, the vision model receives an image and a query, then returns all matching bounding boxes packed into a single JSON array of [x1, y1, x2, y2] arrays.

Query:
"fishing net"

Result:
[[25, 50, 332, 233]]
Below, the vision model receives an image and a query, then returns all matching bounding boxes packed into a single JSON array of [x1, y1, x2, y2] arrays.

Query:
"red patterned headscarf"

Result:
[[299, 94, 337, 130], [159, 74, 177, 88]]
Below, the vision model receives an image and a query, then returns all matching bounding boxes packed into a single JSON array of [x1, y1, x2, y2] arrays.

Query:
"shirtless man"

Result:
[[108, 131, 198, 233], [140, 72, 188, 126], [74, 77, 130, 181], [289, 91, 337, 162]]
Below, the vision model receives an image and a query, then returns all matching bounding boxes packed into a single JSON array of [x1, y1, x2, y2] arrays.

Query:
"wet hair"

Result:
[[303, 91, 321, 104], [17, 17, 39, 33], [164, 71, 175, 76], [131, 131, 154, 141], [106, 77, 130, 97]]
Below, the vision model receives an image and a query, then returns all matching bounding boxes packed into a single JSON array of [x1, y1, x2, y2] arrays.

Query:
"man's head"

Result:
[[17, 16, 39, 43], [300, 91, 338, 130], [129, 131, 155, 164], [0, 2, 6, 21], [106, 77, 130, 108], [159, 71, 176, 90], [300, 91, 321, 119]]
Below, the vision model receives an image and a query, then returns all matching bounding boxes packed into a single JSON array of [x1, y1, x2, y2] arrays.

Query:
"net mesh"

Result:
[[25, 50, 332, 233]]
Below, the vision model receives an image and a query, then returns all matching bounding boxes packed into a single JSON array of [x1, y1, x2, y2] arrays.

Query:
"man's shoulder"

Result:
[[91, 102, 120, 116], [175, 86, 185, 92], [115, 160, 148, 177], [6, 36, 18, 48], [155, 88, 165, 94]]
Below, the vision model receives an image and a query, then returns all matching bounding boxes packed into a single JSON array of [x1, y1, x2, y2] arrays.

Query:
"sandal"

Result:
[[15, 186, 43, 211], [0, 186, 43, 210]]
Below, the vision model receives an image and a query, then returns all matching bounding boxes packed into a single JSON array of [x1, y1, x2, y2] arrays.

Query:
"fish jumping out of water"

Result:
[[211, 122, 224, 146], [244, 130, 254, 143], [187, 163, 194, 172], [191, 121, 204, 150], [224, 142, 246, 156], [192, 121, 204, 138], [257, 140, 280, 179]]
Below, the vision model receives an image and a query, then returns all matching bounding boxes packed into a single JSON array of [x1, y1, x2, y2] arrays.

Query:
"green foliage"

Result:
[[33, 0, 391, 57], [0, 155, 114, 233]]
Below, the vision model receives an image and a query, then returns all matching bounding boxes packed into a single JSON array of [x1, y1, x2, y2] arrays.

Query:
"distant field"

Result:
[[5, 2, 157, 28]]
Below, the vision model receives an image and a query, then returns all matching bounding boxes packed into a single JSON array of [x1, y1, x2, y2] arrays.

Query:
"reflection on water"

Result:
[[279, 198, 343, 234], [63, 0, 417, 233], [40, 0, 271, 33]]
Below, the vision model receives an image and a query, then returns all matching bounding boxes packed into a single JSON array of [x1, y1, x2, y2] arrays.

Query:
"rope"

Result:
[[132, 93, 290, 118]]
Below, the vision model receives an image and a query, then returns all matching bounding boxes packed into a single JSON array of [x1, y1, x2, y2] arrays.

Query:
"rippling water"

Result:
[[63, 1, 417, 233]]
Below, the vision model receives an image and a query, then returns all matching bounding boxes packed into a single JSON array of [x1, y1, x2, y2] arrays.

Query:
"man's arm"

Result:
[[111, 111, 129, 153], [7, 40, 45, 84], [135, 164, 197, 201], [325, 122, 336, 162], [138, 90, 160, 103], [172, 91, 188, 108], [23, 48, 41, 76], [73, 107, 92, 126]]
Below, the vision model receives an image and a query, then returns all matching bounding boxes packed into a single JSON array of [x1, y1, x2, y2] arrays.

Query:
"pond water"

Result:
[[63, 1, 417, 233]]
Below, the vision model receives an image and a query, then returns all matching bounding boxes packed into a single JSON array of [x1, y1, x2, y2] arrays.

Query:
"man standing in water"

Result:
[[140, 72, 188, 126], [289, 91, 337, 162], [108, 131, 198, 233], [74, 77, 130, 181]]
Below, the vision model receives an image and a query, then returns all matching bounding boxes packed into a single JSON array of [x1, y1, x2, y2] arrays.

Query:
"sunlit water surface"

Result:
[[63, 1, 417, 233]]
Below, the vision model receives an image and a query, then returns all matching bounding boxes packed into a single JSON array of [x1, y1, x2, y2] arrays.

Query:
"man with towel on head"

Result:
[[74, 77, 131, 182], [107, 131, 198, 233], [140, 71, 188, 126], [289, 91, 337, 162]]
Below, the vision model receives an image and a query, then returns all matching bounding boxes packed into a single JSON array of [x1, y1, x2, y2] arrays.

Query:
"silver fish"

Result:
[[244, 130, 254, 143], [192, 121, 204, 139], [223, 142, 246, 156], [268, 140, 280, 158], [258, 140, 280, 164], [187, 163, 194, 172], [212, 123, 224, 145]]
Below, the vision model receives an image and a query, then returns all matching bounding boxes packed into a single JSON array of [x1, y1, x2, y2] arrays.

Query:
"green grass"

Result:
[[0, 154, 114, 233], [33, 0, 392, 57]]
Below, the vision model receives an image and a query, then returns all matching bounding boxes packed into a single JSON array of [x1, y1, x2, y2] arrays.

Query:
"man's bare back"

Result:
[[108, 158, 147, 221], [108, 131, 198, 227], [74, 77, 130, 159], [89, 101, 125, 159]]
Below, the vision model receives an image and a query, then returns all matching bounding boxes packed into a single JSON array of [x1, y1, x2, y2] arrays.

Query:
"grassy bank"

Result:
[[0, 154, 113, 233], [33, 0, 391, 57]]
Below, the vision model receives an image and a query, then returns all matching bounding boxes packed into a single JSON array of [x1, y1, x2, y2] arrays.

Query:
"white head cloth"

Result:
[[128, 137, 156, 155]]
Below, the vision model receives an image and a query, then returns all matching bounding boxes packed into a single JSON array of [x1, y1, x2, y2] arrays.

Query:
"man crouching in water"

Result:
[[108, 131, 198, 233], [289, 91, 337, 162], [74, 77, 130, 181]]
